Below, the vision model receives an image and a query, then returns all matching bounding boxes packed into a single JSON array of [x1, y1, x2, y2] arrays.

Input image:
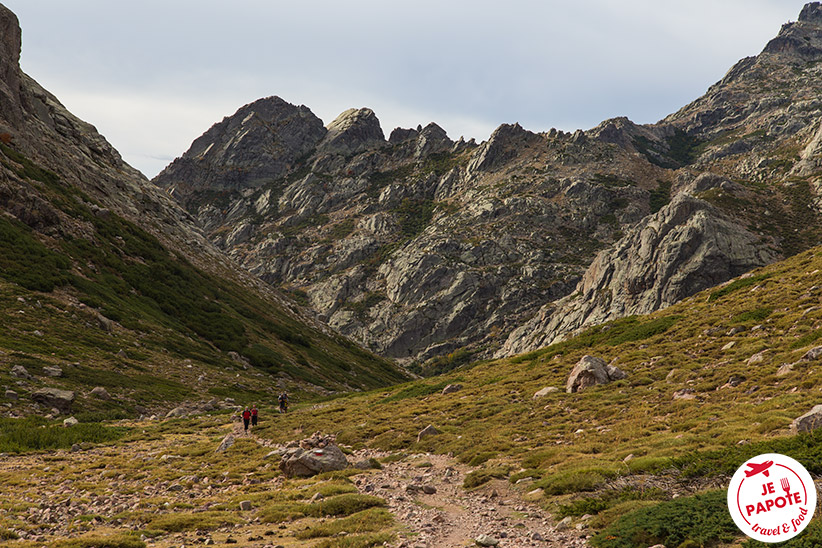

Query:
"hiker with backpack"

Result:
[[251, 404, 258, 427], [278, 392, 289, 413]]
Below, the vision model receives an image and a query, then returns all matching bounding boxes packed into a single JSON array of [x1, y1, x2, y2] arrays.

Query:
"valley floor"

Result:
[[0, 415, 589, 548]]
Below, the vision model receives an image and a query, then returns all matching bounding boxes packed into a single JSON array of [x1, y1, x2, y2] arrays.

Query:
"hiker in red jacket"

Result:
[[242, 407, 251, 433], [251, 405, 258, 427]]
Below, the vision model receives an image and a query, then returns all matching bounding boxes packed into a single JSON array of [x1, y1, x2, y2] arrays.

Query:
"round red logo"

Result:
[[728, 453, 816, 542]]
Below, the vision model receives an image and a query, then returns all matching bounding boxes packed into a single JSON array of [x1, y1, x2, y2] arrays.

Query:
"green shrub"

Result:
[[667, 428, 822, 478], [55, 533, 145, 548], [535, 468, 613, 495], [379, 380, 458, 404], [0, 216, 72, 291], [743, 520, 822, 547], [557, 487, 668, 518], [708, 274, 771, 302], [296, 508, 393, 538], [148, 511, 238, 532], [0, 417, 128, 453], [305, 494, 387, 517], [463, 467, 509, 488], [313, 532, 396, 548], [591, 490, 737, 548]]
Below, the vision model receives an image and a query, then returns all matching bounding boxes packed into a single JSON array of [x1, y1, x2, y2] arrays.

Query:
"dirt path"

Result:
[[351, 451, 591, 548]]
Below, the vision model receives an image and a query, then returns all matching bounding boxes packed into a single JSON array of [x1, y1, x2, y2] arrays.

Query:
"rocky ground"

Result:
[[0, 416, 590, 548], [350, 451, 590, 548]]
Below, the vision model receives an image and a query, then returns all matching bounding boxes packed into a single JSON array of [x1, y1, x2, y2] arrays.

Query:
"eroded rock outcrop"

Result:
[[501, 184, 780, 356]]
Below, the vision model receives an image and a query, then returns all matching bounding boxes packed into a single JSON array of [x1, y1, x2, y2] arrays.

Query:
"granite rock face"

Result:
[[501, 184, 780, 355]]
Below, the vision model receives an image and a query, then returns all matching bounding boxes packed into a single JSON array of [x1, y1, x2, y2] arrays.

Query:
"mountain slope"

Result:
[[256, 241, 822, 546], [0, 3, 409, 419], [154, 3, 822, 367]]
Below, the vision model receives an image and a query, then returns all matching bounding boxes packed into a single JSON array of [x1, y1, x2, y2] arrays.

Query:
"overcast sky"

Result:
[[3, 1, 810, 178]]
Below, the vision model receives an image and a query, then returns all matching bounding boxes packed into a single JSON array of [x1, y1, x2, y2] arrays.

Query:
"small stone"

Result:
[[422, 485, 437, 494], [239, 500, 252, 511], [63, 417, 78, 427], [441, 384, 463, 395], [475, 534, 499, 547], [555, 516, 573, 531], [216, 434, 236, 453], [417, 424, 440, 442], [43, 366, 63, 377], [10, 365, 31, 379], [90, 386, 111, 400], [533, 387, 558, 399], [5, 390, 18, 401]]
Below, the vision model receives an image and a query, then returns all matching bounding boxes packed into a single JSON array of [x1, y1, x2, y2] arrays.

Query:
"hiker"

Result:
[[242, 406, 251, 432], [278, 392, 289, 413], [251, 404, 258, 427]]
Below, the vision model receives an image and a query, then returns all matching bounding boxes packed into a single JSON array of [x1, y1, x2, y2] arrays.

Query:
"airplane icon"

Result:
[[745, 460, 774, 478]]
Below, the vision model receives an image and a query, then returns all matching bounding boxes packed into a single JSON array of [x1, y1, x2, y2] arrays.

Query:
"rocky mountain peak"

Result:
[[467, 123, 541, 172], [799, 2, 822, 24], [762, 3, 822, 59], [319, 107, 385, 156], [153, 96, 326, 205], [0, 3, 22, 125]]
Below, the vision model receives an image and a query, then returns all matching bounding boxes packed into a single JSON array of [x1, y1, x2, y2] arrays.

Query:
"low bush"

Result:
[[147, 511, 238, 532], [55, 533, 145, 548], [591, 490, 737, 548], [313, 532, 396, 548], [463, 467, 509, 489], [295, 508, 393, 538], [0, 417, 128, 453]]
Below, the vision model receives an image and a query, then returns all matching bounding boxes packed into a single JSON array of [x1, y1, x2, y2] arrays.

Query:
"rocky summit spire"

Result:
[[799, 2, 822, 24], [318, 107, 386, 156], [0, 3, 23, 125]]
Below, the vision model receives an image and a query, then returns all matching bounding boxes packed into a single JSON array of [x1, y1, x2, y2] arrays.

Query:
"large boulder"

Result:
[[566, 355, 626, 393], [279, 444, 349, 477], [31, 388, 75, 413], [793, 405, 822, 433]]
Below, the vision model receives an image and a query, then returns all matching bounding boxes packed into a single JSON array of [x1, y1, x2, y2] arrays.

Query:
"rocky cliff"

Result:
[[155, 3, 822, 366]]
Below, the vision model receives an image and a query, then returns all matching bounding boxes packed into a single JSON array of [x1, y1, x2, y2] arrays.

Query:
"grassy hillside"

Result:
[[0, 141, 409, 419], [251, 244, 822, 546]]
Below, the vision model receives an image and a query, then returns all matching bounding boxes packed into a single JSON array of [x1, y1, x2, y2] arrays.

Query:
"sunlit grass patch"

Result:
[[295, 507, 394, 539]]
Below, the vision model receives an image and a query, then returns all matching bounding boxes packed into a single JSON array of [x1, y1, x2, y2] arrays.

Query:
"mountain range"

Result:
[[153, 3, 822, 369]]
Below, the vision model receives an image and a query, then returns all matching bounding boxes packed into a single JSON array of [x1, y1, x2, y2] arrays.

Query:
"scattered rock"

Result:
[[801, 346, 822, 361], [747, 350, 768, 365], [62, 417, 78, 427], [10, 365, 31, 379], [777, 363, 795, 376], [239, 500, 252, 511], [673, 388, 696, 400], [533, 387, 559, 399], [475, 534, 499, 547], [417, 424, 440, 442], [555, 517, 573, 531], [793, 405, 822, 433], [43, 366, 63, 377], [5, 390, 17, 401], [722, 341, 736, 351], [89, 386, 111, 400], [566, 355, 626, 393], [216, 434, 236, 453], [280, 433, 349, 477], [441, 384, 463, 395], [165, 406, 188, 419], [31, 388, 74, 414]]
